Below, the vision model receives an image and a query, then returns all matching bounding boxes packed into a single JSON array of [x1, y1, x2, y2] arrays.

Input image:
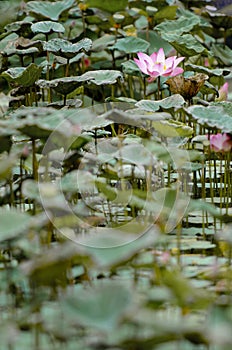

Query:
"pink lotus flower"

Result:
[[134, 48, 185, 82], [210, 133, 232, 153]]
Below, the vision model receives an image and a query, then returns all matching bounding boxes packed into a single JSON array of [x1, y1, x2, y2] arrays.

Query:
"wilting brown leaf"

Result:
[[166, 73, 208, 100]]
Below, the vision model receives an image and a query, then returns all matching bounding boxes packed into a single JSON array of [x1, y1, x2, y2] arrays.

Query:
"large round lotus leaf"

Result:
[[112, 36, 150, 54], [31, 21, 65, 34], [1, 63, 42, 87], [136, 94, 186, 112], [0, 208, 32, 242], [153, 119, 193, 137], [87, 0, 128, 13], [26, 0, 75, 21], [159, 33, 206, 57], [43, 38, 92, 59], [155, 16, 200, 36], [81, 70, 123, 85], [37, 75, 92, 95], [187, 103, 232, 133]]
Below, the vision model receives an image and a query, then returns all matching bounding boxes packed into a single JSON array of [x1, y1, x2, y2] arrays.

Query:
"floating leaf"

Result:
[[43, 38, 92, 59], [1, 63, 42, 87], [27, 0, 75, 21], [31, 21, 65, 35], [112, 36, 150, 54]]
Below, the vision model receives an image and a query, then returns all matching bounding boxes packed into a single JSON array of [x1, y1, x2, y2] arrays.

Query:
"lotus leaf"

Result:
[[0, 208, 32, 242], [43, 38, 92, 59], [26, 0, 75, 21], [159, 33, 207, 56], [1, 63, 42, 87], [82, 70, 123, 85], [31, 21, 65, 35], [87, 0, 128, 13], [112, 36, 150, 54], [187, 103, 232, 132], [136, 94, 186, 112]]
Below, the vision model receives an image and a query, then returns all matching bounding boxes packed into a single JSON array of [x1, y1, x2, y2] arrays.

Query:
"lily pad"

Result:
[[111, 36, 150, 54], [31, 21, 65, 35], [27, 0, 75, 21], [43, 38, 92, 59], [1, 63, 42, 87]]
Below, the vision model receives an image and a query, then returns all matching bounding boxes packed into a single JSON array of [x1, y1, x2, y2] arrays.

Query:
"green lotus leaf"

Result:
[[153, 119, 193, 137], [0, 208, 32, 242], [43, 38, 92, 59], [31, 21, 65, 34], [155, 16, 200, 36], [87, 0, 128, 13], [113, 143, 156, 166], [4, 46, 39, 57], [111, 36, 150, 53], [158, 33, 206, 56], [81, 70, 123, 85], [136, 94, 186, 112], [138, 30, 173, 55], [121, 60, 143, 76], [37, 75, 92, 95], [154, 5, 178, 22], [92, 34, 115, 52], [27, 0, 75, 21], [4, 20, 33, 36], [187, 103, 232, 133], [185, 63, 230, 77], [210, 43, 232, 66], [1, 63, 42, 87]]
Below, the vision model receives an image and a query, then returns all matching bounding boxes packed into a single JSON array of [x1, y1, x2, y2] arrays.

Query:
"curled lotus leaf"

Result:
[[43, 38, 92, 59], [26, 0, 75, 21], [185, 63, 230, 77], [1, 63, 42, 87], [36, 75, 93, 95], [159, 32, 206, 57], [31, 21, 65, 35]]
